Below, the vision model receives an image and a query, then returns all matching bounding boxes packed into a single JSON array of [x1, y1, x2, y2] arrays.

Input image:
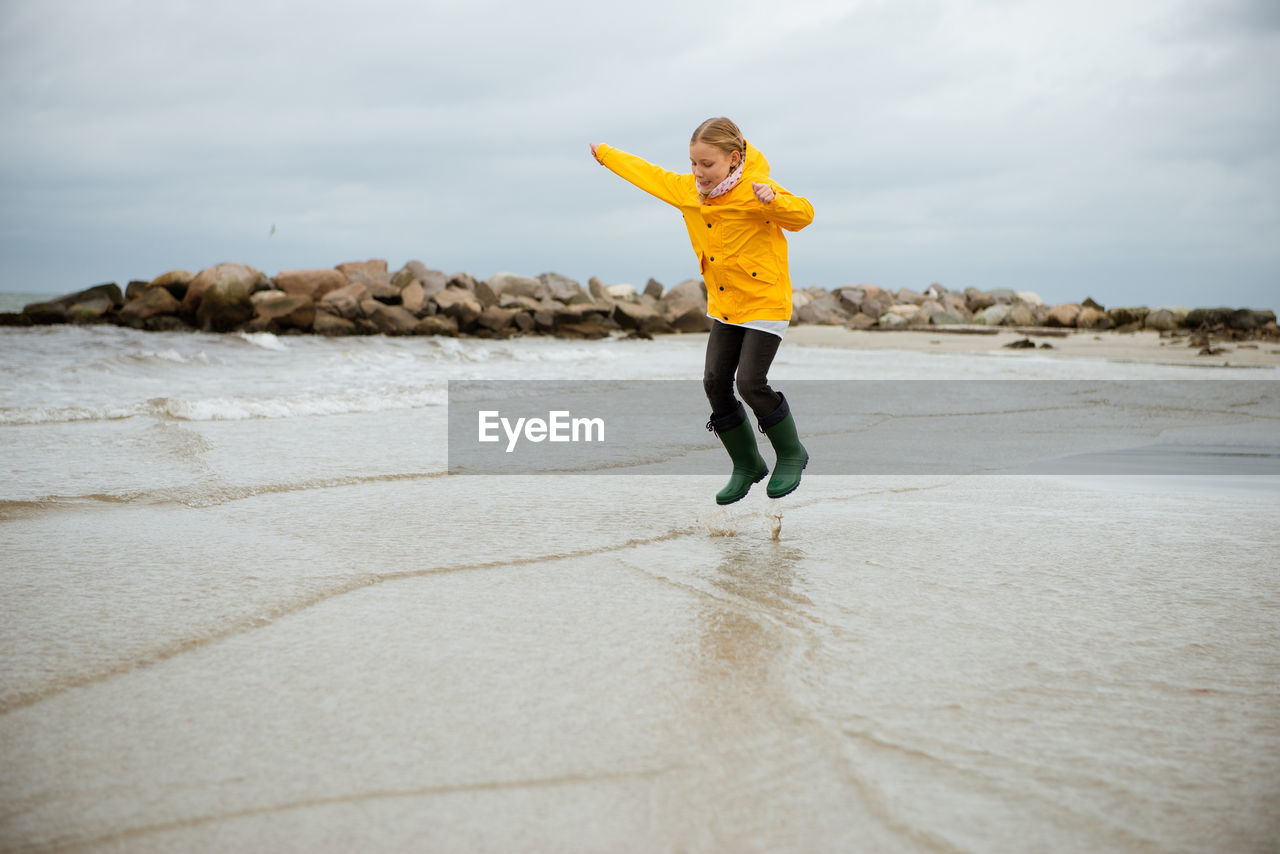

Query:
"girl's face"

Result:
[[690, 141, 740, 194]]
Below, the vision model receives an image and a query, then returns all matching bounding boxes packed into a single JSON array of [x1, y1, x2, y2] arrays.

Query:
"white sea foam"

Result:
[[0, 403, 147, 425], [237, 331, 289, 352]]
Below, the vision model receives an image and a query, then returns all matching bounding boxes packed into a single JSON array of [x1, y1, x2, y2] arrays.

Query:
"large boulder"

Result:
[[660, 279, 709, 331], [551, 303, 619, 338], [643, 278, 664, 300], [913, 299, 944, 327], [974, 304, 1012, 326], [487, 272, 544, 300], [361, 300, 418, 335], [276, 268, 347, 301], [390, 266, 417, 290], [414, 314, 459, 336], [669, 305, 712, 333], [846, 312, 877, 330], [147, 270, 195, 301], [1045, 303, 1082, 328], [613, 301, 663, 332], [878, 311, 910, 329], [1143, 308, 1179, 332], [588, 276, 615, 307], [859, 291, 892, 320], [254, 294, 315, 332], [150, 269, 194, 287], [929, 309, 967, 326], [475, 307, 520, 336], [431, 287, 483, 331], [119, 286, 182, 327], [391, 262, 449, 298], [335, 259, 388, 278], [886, 303, 922, 323], [447, 272, 479, 291], [1004, 303, 1036, 327], [1015, 290, 1044, 307], [555, 316, 615, 339], [1183, 307, 1229, 328], [320, 283, 372, 320], [661, 279, 705, 306], [538, 272, 585, 303], [1247, 309, 1277, 329], [1226, 308, 1268, 332], [500, 294, 543, 312], [474, 279, 501, 308], [660, 279, 707, 315], [400, 281, 428, 315], [834, 286, 866, 315], [124, 280, 152, 301], [66, 292, 117, 323], [940, 294, 972, 320], [894, 288, 924, 305], [346, 270, 398, 303], [795, 295, 844, 325], [1108, 306, 1149, 327], [964, 288, 995, 312], [196, 274, 255, 332], [182, 263, 264, 323], [1076, 306, 1113, 329], [313, 311, 358, 336], [432, 287, 483, 316], [554, 303, 612, 324], [23, 284, 123, 325]]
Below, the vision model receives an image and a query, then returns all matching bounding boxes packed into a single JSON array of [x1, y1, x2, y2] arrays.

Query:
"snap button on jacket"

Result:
[[596, 142, 813, 324]]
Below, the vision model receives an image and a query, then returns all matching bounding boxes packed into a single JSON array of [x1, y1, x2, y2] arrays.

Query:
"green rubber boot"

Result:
[[707, 402, 769, 505], [759, 393, 808, 499]]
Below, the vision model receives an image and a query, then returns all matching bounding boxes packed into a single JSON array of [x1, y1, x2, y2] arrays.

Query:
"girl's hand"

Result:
[[752, 182, 775, 204], [589, 143, 602, 164]]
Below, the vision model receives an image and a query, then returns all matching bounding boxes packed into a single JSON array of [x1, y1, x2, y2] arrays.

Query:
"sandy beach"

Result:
[[784, 325, 1280, 368]]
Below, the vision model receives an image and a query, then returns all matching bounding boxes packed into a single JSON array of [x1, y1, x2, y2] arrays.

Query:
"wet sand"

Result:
[[2, 327, 1277, 852], [784, 325, 1280, 368]]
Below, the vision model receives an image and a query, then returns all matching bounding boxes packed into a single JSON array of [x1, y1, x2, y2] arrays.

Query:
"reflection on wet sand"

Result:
[[689, 538, 812, 737]]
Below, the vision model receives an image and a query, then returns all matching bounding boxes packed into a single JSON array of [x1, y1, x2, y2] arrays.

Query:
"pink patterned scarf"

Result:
[[701, 154, 745, 201]]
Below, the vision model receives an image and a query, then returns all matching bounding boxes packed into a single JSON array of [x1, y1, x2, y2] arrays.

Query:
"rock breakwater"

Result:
[[4, 261, 1276, 343]]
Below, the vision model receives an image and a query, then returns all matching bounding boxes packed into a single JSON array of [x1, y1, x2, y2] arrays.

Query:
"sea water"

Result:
[[1, 323, 1277, 853]]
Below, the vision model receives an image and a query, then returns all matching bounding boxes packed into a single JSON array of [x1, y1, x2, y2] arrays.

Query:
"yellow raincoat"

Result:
[[595, 142, 813, 325]]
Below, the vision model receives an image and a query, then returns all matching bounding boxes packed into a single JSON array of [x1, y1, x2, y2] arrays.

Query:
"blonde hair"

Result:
[[691, 117, 745, 166]]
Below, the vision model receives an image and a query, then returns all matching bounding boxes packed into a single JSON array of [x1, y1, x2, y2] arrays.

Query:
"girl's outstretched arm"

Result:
[[589, 143, 687, 208]]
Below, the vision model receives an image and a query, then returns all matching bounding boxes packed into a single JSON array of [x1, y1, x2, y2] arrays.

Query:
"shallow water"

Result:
[[1, 325, 1277, 852]]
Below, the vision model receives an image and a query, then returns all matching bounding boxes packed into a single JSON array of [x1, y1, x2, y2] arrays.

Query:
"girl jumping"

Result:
[[590, 117, 815, 503]]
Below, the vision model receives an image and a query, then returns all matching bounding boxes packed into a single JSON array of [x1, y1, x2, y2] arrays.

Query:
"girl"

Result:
[[590, 117, 814, 503]]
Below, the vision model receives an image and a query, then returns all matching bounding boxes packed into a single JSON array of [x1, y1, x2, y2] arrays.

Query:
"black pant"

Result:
[[703, 321, 782, 419]]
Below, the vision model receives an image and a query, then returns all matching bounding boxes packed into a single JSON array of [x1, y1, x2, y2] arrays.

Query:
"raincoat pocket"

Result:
[[733, 254, 780, 287]]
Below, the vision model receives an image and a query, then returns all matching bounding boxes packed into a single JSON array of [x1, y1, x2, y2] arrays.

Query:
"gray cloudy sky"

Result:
[[2, 0, 1277, 307]]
